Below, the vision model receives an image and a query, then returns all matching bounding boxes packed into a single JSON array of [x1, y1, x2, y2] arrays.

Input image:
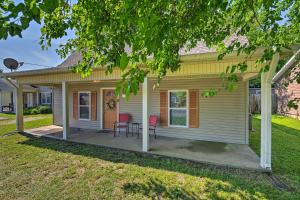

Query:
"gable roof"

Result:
[[57, 36, 248, 68], [57, 52, 83, 68]]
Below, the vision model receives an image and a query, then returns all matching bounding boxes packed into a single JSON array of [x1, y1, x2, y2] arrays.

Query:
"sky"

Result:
[[0, 22, 71, 73]]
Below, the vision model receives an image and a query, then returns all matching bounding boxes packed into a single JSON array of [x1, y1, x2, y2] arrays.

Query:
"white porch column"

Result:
[[142, 77, 149, 152], [62, 81, 70, 140], [260, 53, 279, 170], [36, 91, 39, 106], [260, 73, 272, 169], [16, 84, 24, 132]]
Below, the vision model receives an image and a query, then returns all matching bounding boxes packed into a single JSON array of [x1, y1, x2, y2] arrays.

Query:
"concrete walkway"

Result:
[[0, 116, 47, 125], [25, 125, 262, 170], [0, 117, 9, 121]]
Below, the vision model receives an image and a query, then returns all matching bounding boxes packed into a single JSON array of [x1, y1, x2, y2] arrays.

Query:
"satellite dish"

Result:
[[3, 58, 21, 72]]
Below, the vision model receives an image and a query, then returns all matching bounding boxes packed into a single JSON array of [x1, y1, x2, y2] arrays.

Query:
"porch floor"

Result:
[[25, 125, 262, 170]]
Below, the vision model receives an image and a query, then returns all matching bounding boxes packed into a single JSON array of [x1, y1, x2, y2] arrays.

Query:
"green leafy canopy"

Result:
[[1, 0, 300, 97]]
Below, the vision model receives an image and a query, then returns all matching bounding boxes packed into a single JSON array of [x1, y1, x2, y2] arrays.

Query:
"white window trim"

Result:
[[41, 92, 51, 104], [168, 90, 189, 128], [78, 91, 91, 121]]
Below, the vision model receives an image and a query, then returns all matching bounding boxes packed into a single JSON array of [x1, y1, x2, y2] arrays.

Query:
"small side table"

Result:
[[131, 122, 141, 138]]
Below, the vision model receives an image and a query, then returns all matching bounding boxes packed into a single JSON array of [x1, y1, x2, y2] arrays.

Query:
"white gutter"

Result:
[[1, 67, 72, 78], [273, 49, 300, 82]]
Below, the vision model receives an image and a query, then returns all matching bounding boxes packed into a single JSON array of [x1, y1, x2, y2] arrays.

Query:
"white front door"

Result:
[[27, 93, 33, 107]]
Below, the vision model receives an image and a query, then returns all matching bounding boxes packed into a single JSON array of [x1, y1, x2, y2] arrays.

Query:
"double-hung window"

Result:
[[79, 91, 91, 120], [168, 90, 188, 127], [41, 92, 51, 104]]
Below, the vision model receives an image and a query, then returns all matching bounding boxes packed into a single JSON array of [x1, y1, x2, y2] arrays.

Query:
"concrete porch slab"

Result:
[[25, 125, 262, 170]]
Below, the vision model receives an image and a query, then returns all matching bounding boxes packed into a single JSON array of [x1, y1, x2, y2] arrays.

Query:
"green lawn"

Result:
[[0, 113, 52, 135], [0, 114, 300, 199], [250, 115, 300, 190], [0, 113, 51, 123], [0, 113, 17, 120]]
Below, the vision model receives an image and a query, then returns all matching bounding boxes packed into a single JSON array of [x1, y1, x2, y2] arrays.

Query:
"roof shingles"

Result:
[[57, 36, 248, 68]]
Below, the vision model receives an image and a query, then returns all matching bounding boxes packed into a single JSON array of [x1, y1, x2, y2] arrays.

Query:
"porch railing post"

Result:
[[16, 84, 24, 132], [62, 81, 70, 140], [142, 77, 149, 152]]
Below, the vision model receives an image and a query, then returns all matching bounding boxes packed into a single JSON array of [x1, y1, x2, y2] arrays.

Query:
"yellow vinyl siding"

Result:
[[15, 59, 262, 84]]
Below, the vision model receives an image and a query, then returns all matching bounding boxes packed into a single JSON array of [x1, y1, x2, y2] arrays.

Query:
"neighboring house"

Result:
[[1, 40, 293, 170], [0, 78, 52, 113], [276, 81, 300, 119], [0, 78, 14, 112], [275, 64, 300, 119]]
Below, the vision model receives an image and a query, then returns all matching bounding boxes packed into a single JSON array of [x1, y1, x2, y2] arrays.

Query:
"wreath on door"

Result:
[[106, 99, 116, 110]]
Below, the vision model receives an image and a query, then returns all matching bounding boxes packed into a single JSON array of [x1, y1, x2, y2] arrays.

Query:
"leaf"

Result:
[[40, 0, 59, 13], [119, 53, 129, 70], [20, 17, 30, 29], [287, 99, 299, 110]]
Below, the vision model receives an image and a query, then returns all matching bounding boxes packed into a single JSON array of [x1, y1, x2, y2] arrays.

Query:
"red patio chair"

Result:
[[138, 115, 158, 139], [113, 113, 131, 137]]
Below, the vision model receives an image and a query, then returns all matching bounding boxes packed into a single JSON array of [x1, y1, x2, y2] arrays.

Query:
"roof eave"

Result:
[[1, 66, 72, 78], [273, 48, 300, 82], [2, 47, 286, 78]]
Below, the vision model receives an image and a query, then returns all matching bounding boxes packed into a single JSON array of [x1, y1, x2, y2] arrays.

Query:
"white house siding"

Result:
[[54, 82, 144, 130], [119, 89, 143, 124], [52, 78, 247, 144], [149, 78, 247, 144]]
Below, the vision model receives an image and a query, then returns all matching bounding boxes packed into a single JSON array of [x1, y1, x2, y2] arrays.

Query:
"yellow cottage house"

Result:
[[2, 42, 291, 171]]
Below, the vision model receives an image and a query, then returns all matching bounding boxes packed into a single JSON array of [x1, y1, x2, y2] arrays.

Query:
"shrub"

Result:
[[23, 106, 52, 115], [23, 108, 32, 115], [38, 106, 52, 114], [30, 108, 39, 115]]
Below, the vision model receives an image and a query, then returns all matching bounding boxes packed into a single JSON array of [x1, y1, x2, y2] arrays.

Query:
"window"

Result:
[[168, 90, 188, 127], [41, 92, 51, 104], [79, 91, 91, 120]]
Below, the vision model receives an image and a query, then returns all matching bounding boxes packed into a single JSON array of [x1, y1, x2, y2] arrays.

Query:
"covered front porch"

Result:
[[4, 50, 282, 171], [25, 125, 261, 170]]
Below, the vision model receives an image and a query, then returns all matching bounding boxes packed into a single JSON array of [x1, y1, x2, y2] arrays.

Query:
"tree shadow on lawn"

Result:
[[17, 134, 295, 199]]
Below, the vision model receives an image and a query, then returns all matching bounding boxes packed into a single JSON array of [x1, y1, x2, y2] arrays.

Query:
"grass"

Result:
[[0, 113, 300, 199], [0, 114, 52, 134], [250, 115, 300, 189], [0, 113, 17, 120], [0, 113, 51, 123]]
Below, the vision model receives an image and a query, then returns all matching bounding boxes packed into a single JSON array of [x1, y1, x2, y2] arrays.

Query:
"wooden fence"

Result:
[[249, 93, 277, 114]]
